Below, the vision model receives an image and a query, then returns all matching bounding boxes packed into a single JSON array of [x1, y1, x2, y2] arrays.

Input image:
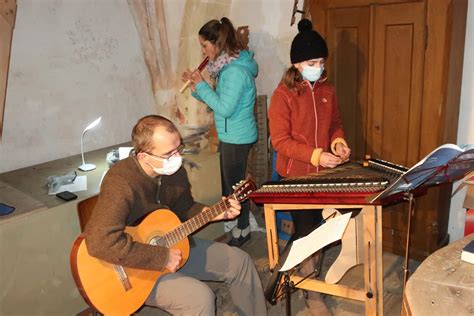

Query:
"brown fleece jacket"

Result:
[[83, 156, 205, 271], [269, 80, 346, 177]]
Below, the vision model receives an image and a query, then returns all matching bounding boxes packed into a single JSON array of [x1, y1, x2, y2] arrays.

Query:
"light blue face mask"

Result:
[[301, 65, 324, 82]]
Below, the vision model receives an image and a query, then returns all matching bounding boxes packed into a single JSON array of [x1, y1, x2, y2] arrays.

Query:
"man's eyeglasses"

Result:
[[146, 143, 185, 161]]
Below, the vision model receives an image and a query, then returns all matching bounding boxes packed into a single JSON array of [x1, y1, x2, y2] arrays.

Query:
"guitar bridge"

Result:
[[113, 265, 132, 291]]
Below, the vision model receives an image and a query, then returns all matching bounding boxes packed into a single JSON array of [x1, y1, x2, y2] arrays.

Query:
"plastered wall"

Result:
[[0, 0, 298, 173], [449, 2, 474, 242], [0, 0, 154, 173]]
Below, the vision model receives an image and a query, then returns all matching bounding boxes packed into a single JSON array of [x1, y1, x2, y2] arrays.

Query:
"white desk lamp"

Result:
[[78, 117, 102, 171]]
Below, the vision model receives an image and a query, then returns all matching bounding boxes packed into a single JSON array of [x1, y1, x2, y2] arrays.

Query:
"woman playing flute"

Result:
[[182, 17, 258, 248]]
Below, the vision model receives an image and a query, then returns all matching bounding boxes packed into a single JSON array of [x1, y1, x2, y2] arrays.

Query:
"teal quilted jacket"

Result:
[[192, 50, 258, 144]]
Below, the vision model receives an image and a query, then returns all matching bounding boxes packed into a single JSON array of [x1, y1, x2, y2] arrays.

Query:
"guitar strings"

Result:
[[163, 197, 233, 246]]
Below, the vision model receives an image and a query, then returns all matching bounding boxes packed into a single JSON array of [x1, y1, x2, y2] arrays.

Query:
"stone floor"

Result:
[[216, 231, 419, 316], [141, 228, 420, 316]]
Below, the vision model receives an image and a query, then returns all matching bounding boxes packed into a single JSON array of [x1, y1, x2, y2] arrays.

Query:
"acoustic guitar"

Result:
[[70, 179, 256, 315]]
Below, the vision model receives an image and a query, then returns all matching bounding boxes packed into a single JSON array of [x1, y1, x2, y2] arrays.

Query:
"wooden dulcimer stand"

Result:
[[261, 202, 383, 315], [250, 159, 410, 316]]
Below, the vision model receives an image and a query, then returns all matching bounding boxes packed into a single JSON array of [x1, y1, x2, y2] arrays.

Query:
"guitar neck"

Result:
[[163, 196, 233, 247]]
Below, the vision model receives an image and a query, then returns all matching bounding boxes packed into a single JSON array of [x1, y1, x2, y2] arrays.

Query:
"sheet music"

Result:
[[279, 212, 351, 271], [371, 143, 474, 203]]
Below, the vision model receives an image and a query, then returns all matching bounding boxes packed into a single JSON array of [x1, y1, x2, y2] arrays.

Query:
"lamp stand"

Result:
[[78, 131, 96, 171], [79, 163, 96, 171]]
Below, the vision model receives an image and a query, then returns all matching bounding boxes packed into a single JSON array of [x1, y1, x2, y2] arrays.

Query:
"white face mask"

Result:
[[148, 154, 182, 176], [301, 65, 324, 82]]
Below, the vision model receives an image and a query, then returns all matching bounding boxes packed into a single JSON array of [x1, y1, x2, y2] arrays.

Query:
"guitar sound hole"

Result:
[[150, 236, 167, 247]]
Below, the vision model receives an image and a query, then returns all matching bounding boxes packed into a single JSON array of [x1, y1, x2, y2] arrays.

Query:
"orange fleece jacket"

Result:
[[268, 80, 346, 177]]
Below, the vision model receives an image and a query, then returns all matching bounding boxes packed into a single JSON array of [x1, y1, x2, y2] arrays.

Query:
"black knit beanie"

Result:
[[290, 19, 328, 64]]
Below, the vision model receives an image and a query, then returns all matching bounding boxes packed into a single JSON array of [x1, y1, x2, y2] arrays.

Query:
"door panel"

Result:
[[371, 2, 425, 167], [371, 2, 426, 258], [326, 7, 370, 160]]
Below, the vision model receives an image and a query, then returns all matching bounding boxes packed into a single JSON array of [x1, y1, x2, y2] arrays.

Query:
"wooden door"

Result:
[[370, 2, 425, 167], [324, 1, 425, 165], [325, 2, 428, 258], [307, 0, 467, 259], [310, 0, 433, 259], [370, 2, 429, 259]]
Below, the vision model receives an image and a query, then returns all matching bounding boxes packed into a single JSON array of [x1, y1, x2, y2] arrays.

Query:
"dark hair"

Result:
[[282, 66, 327, 94], [132, 115, 179, 153], [199, 17, 243, 57]]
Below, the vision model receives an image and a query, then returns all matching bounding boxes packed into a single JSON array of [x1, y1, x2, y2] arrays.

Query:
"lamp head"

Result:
[[83, 117, 102, 134]]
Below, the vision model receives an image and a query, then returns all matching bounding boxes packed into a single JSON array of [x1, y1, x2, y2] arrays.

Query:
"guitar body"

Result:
[[70, 209, 190, 316], [70, 179, 256, 315]]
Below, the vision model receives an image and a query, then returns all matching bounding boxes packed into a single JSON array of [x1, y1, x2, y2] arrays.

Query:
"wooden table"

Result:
[[263, 202, 384, 316], [402, 234, 474, 316]]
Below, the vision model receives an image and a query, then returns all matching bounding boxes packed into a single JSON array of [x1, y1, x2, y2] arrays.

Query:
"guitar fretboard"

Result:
[[161, 198, 233, 247]]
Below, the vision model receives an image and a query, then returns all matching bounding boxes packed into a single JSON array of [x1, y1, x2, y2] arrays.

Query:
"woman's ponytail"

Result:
[[282, 66, 303, 94], [199, 17, 242, 57]]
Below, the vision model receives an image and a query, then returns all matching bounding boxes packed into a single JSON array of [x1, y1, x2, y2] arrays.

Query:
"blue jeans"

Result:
[[218, 141, 253, 229]]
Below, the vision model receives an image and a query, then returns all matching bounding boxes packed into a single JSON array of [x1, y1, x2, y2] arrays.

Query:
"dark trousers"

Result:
[[292, 210, 324, 239], [277, 174, 324, 239], [219, 141, 253, 229]]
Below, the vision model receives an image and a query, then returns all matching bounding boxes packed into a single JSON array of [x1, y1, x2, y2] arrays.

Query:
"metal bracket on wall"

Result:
[[291, 0, 305, 26]]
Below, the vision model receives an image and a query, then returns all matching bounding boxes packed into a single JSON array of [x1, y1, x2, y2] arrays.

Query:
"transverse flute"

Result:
[[179, 57, 210, 94]]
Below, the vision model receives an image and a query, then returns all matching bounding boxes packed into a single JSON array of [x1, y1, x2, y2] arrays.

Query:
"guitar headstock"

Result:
[[231, 179, 257, 202]]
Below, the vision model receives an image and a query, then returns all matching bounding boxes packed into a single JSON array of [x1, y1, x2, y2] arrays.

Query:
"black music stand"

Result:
[[266, 265, 297, 316], [265, 241, 324, 316], [370, 143, 474, 285]]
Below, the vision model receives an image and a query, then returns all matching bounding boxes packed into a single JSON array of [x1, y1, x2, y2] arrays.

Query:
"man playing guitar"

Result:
[[82, 115, 266, 315]]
